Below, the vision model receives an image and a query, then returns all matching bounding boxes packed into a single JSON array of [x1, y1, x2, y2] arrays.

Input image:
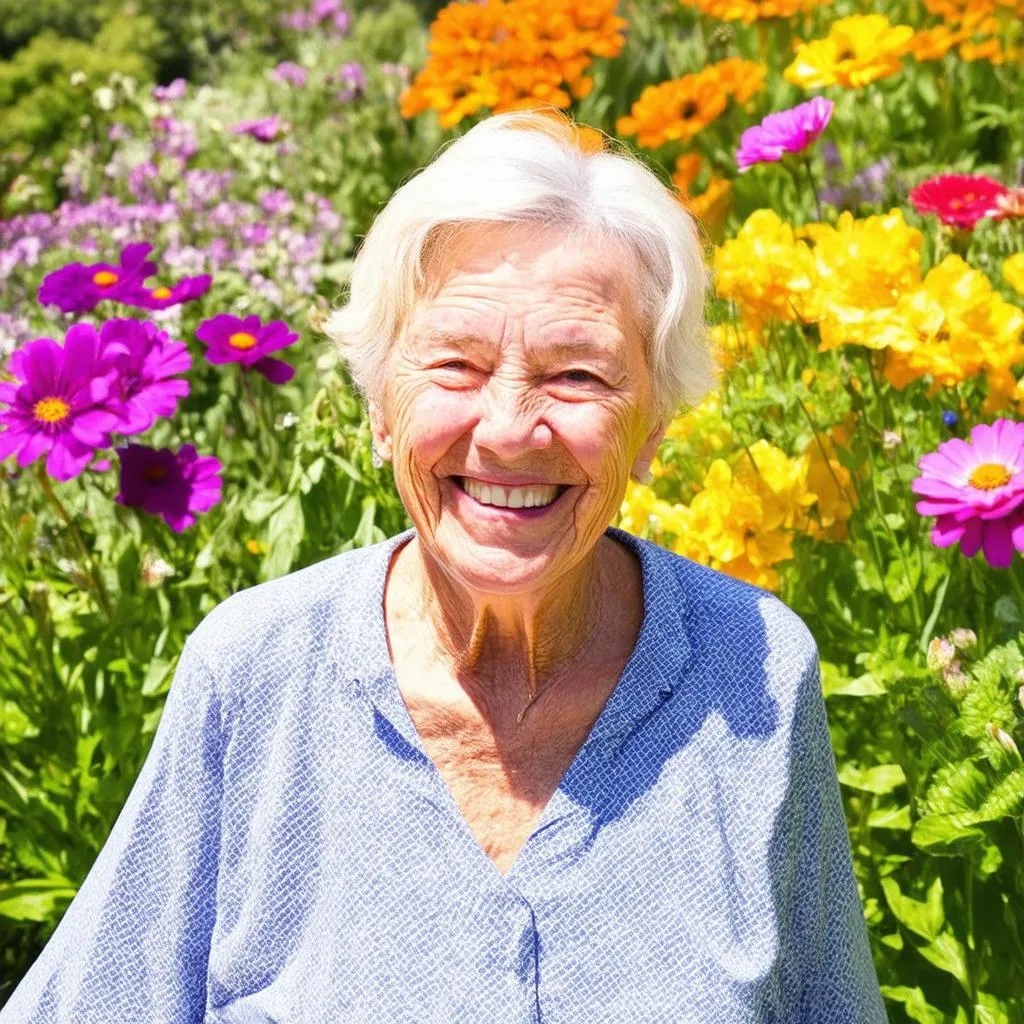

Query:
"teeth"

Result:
[[461, 478, 560, 509]]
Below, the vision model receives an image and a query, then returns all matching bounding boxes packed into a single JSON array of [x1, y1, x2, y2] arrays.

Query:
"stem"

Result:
[[803, 155, 823, 223], [34, 463, 114, 622], [965, 854, 978, 1019]]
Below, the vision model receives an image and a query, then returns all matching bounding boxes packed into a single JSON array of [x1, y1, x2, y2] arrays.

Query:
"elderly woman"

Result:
[[2, 110, 886, 1024]]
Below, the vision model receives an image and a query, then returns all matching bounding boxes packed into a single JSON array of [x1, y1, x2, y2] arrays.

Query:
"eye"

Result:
[[557, 368, 602, 384]]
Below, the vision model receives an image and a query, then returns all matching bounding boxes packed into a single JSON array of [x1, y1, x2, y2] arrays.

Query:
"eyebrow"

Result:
[[418, 329, 622, 363]]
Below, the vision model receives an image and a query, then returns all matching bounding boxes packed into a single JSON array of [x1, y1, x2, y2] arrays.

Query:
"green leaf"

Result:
[[880, 985, 945, 1024], [0, 877, 78, 922], [838, 763, 906, 795], [868, 804, 911, 830], [261, 495, 305, 581], [881, 875, 944, 941], [912, 813, 986, 854], [0, 699, 39, 744], [916, 931, 970, 995], [825, 672, 886, 698]]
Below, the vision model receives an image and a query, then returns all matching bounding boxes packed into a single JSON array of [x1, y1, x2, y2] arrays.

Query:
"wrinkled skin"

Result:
[[372, 222, 665, 724]]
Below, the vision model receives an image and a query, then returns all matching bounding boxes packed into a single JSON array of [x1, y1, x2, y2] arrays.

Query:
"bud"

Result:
[[882, 430, 903, 450], [986, 722, 1020, 758], [140, 552, 175, 587], [276, 411, 299, 430], [927, 636, 956, 672], [949, 628, 977, 652], [941, 660, 970, 699]]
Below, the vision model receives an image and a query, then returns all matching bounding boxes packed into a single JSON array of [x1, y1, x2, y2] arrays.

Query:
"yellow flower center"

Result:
[[150, 286, 172, 299], [144, 465, 168, 482], [92, 270, 119, 287], [968, 462, 1012, 490], [229, 331, 258, 350], [33, 396, 71, 424]]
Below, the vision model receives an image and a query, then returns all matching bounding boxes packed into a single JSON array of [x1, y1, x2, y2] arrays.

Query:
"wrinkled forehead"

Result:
[[408, 221, 644, 348]]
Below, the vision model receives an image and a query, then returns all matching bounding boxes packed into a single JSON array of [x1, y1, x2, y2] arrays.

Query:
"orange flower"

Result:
[[618, 58, 766, 149], [686, 177, 733, 235], [680, 0, 824, 24], [401, 0, 627, 127], [672, 153, 703, 194], [910, 24, 966, 60]]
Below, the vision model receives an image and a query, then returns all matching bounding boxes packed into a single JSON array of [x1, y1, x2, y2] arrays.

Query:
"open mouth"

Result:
[[454, 476, 571, 510]]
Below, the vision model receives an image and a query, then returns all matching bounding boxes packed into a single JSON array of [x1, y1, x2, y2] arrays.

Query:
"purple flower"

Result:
[[231, 117, 288, 143], [819, 156, 895, 210], [38, 242, 157, 313], [282, 9, 314, 29], [0, 326, 125, 481], [196, 314, 298, 384], [152, 78, 187, 102], [272, 61, 309, 88], [122, 273, 213, 310], [331, 62, 366, 100], [98, 319, 192, 434], [735, 98, 835, 172], [259, 189, 295, 217], [115, 443, 222, 532], [330, 9, 350, 33], [311, 0, 341, 17]]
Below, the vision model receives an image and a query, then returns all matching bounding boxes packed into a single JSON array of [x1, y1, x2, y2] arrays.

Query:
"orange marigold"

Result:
[[400, 0, 627, 128], [618, 59, 766, 149], [680, 0, 822, 24]]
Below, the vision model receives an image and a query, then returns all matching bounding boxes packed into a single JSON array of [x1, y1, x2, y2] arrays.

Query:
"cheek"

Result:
[[551, 402, 644, 480], [390, 383, 474, 469]]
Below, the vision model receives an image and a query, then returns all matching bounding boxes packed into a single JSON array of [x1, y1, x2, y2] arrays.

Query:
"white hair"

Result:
[[324, 109, 715, 421]]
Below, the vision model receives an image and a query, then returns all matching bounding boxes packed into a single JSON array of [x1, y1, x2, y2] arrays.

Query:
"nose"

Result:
[[472, 376, 552, 461]]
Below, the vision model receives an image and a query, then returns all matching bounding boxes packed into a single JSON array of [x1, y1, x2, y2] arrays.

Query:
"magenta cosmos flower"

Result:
[[115, 443, 223, 532], [912, 420, 1024, 569], [38, 243, 211, 313], [196, 314, 298, 384], [909, 174, 1009, 231], [0, 326, 125, 481], [98, 319, 192, 434], [735, 98, 834, 172], [231, 116, 288, 142], [38, 242, 156, 313]]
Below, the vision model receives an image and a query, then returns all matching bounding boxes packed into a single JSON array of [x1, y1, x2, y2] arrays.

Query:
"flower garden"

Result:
[[1, 0, 1023, 1018]]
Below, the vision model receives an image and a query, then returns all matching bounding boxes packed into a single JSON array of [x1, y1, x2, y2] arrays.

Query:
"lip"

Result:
[[445, 476, 576, 519]]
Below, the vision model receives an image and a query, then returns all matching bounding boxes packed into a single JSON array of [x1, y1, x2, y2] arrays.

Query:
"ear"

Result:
[[631, 419, 666, 481], [367, 397, 393, 462]]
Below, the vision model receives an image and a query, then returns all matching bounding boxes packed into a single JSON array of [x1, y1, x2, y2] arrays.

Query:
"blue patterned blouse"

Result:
[[1, 527, 887, 1023]]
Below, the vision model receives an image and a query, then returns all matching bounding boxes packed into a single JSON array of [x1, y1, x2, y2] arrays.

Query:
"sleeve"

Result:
[[777, 651, 890, 1024], [0, 636, 227, 1024]]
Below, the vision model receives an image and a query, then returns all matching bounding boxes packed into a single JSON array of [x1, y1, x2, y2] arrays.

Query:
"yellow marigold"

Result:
[[616, 75, 727, 148], [401, 0, 627, 127], [714, 209, 818, 330], [877, 255, 1024, 391], [801, 434, 857, 542], [710, 322, 763, 371], [799, 209, 924, 352], [784, 14, 914, 89], [1004, 253, 1024, 295], [680, 0, 822, 24]]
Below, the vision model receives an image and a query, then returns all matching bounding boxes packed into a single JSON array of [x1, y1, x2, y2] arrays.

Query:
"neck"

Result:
[[394, 536, 609, 700]]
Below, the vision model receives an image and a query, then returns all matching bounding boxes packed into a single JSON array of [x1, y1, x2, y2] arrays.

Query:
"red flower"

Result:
[[909, 173, 1009, 230]]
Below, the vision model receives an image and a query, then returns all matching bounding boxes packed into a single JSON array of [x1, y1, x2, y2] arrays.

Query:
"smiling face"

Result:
[[371, 222, 665, 595]]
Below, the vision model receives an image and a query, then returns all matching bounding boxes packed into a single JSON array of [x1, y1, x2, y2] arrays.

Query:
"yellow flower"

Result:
[[784, 14, 914, 90], [246, 539, 266, 555], [801, 434, 857, 542], [1003, 253, 1024, 295], [801, 209, 924, 353], [710, 322, 763, 371], [714, 210, 819, 329]]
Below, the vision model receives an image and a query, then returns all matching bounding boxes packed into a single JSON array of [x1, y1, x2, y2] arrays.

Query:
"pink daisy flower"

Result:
[[98, 319, 192, 434], [0, 326, 126, 481], [195, 314, 298, 384], [912, 419, 1024, 568], [38, 242, 157, 313], [115, 443, 223, 532], [735, 98, 834, 172], [120, 274, 212, 311]]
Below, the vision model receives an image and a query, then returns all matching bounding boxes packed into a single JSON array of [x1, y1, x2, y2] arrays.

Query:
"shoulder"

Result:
[[183, 532, 406, 699], [614, 529, 819, 708]]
